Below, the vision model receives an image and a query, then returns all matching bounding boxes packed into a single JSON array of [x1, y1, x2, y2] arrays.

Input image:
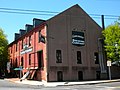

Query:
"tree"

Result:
[[102, 21, 120, 65], [0, 28, 8, 75]]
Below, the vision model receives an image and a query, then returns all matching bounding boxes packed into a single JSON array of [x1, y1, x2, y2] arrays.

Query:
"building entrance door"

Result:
[[37, 51, 43, 68], [78, 71, 83, 81], [57, 71, 63, 81], [96, 71, 100, 80]]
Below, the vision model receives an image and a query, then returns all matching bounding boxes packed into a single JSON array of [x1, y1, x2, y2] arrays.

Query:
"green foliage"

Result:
[[102, 22, 120, 62], [0, 28, 8, 72]]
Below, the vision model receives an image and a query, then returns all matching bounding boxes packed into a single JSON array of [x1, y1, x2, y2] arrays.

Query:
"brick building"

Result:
[[8, 4, 107, 81]]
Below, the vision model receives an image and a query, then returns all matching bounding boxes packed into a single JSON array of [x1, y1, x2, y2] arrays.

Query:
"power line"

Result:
[[0, 10, 118, 20], [0, 10, 54, 16], [105, 15, 120, 18], [0, 7, 119, 20], [90, 14, 120, 18], [0, 7, 59, 14], [0, 7, 119, 17]]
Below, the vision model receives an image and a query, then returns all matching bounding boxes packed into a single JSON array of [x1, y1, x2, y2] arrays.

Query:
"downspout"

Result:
[[45, 23, 49, 82], [34, 32, 36, 69]]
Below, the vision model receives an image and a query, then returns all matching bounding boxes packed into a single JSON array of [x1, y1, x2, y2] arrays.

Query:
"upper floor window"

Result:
[[94, 52, 99, 64], [11, 47, 12, 53], [29, 36, 32, 46], [77, 51, 82, 64], [38, 31, 41, 43], [21, 40, 23, 49], [16, 43, 17, 52], [56, 50, 62, 63], [15, 58, 17, 67], [38, 31, 45, 43]]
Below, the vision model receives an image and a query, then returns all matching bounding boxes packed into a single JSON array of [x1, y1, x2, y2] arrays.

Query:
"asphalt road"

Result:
[[1, 79, 120, 90], [0, 79, 43, 90]]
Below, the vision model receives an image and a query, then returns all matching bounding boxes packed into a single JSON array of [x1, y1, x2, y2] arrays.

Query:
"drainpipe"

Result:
[[45, 23, 49, 82]]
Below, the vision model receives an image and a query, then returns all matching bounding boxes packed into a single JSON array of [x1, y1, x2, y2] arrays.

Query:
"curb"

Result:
[[57, 79, 120, 87], [4, 78, 120, 87]]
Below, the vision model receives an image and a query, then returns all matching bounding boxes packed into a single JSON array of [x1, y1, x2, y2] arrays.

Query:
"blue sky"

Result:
[[0, 0, 120, 43]]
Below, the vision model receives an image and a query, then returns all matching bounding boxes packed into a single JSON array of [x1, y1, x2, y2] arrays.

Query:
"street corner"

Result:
[[4, 78, 20, 83], [16, 79, 44, 86]]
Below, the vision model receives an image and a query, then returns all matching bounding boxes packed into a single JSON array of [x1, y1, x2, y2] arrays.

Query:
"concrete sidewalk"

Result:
[[5, 78, 120, 87]]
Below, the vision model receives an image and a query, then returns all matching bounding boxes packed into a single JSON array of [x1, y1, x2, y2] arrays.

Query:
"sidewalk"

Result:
[[5, 78, 120, 87]]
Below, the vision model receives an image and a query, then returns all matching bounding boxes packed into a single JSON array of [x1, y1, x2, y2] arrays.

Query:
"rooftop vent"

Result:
[[33, 18, 45, 27], [25, 24, 33, 32], [14, 33, 20, 40]]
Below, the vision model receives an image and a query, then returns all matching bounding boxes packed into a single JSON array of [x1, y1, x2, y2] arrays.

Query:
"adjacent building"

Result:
[[8, 4, 107, 81]]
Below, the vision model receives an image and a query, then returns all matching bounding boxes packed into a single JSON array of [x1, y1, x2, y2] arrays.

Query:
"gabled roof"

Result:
[[47, 4, 101, 29], [9, 4, 102, 46]]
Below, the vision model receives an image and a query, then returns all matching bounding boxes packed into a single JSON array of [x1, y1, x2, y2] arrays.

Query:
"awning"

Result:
[[14, 68, 23, 71]]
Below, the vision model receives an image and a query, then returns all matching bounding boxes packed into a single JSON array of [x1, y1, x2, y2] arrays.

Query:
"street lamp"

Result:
[[115, 43, 120, 66], [107, 60, 111, 80]]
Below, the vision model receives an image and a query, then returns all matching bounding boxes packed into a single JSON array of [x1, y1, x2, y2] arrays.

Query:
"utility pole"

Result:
[[101, 15, 108, 75], [101, 15, 105, 30]]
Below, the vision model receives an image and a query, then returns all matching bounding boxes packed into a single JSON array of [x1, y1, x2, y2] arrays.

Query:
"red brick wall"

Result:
[[9, 23, 47, 81]]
